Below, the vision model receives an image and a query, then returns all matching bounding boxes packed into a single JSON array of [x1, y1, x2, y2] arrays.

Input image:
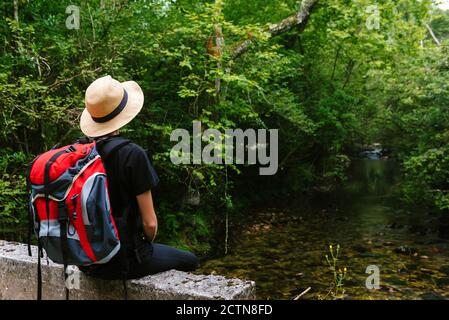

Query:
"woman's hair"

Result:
[[93, 130, 120, 141]]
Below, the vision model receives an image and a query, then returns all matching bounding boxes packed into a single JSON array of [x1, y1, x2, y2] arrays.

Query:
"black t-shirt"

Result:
[[102, 138, 159, 199], [97, 136, 159, 259]]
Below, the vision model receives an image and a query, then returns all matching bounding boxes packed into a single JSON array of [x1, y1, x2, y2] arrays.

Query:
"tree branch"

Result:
[[230, 0, 318, 60], [425, 23, 441, 46], [48, 66, 103, 91]]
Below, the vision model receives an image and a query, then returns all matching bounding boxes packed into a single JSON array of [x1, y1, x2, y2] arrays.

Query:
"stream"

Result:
[[197, 157, 449, 300]]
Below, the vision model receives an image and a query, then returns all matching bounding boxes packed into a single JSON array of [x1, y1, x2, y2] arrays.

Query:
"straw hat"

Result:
[[80, 75, 144, 137]]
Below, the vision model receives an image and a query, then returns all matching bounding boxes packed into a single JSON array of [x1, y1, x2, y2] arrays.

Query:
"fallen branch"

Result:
[[294, 286, 312, 300], [231, 0, 318, 60]]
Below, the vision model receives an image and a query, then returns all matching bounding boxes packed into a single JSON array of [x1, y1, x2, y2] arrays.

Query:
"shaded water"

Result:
[[197, 159, 449, 299]]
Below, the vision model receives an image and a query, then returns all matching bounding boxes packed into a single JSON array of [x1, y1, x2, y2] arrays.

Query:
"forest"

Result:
[[1, 0, 449, 299]]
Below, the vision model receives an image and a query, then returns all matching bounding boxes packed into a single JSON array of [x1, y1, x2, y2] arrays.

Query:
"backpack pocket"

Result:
[[81, 173, 120, 264]]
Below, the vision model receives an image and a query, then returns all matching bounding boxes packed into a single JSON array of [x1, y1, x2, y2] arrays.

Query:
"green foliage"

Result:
[[431, 8, 449, 41], [403, 147, 449, 209], [370, 16, 449, 210], [0, 150, 28, 225]]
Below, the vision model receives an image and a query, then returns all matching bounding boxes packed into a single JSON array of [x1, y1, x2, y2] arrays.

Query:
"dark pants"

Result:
[[81, 243, 199, 280]]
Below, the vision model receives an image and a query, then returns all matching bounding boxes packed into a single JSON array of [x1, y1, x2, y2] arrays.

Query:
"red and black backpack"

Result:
[[26, 137, 130, 300]]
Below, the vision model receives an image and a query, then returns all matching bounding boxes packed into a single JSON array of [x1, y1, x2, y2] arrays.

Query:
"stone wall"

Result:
[[0, 240, 256, 300]]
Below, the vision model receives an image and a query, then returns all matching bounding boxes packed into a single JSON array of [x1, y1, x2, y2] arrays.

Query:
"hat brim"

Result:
[[80, 80, 144, 138]]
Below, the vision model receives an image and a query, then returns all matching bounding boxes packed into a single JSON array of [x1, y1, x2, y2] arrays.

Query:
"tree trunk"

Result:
[[214, 24, 224, 101], [13, 0, 19, 22], [212, 0, 225, 101]]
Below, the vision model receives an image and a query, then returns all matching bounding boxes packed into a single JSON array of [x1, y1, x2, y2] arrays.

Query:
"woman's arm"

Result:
[[136, 190, 158, 242]]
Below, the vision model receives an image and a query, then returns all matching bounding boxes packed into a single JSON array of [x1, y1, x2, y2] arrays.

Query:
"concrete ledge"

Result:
[[0, 240, 256, 300]]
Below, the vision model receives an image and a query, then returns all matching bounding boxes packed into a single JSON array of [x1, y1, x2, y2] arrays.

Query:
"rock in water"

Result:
[[394, 246, 419, 255]]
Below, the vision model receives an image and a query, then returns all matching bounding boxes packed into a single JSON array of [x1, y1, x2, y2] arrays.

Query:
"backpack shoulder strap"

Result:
[[96, 136, 131, 161], [95, 136, 132, 209]]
